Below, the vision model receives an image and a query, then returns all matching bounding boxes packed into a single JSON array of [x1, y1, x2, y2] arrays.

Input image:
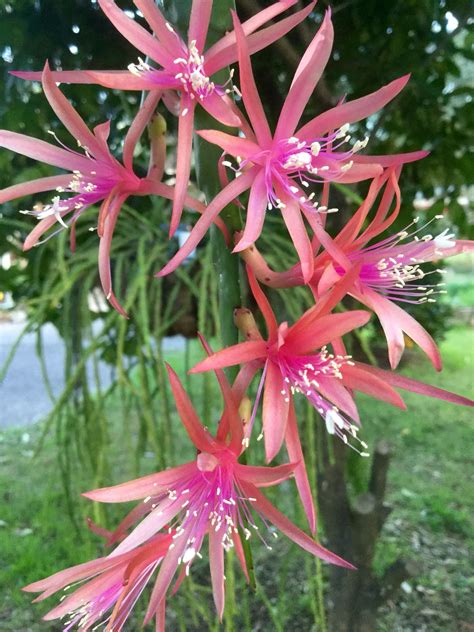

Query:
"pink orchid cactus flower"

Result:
[[241, 169, 474, 369], [24, 533, 173, 631], [0, 63, 220, 316], [71, 364, 352, 625], [190, 266, 473, 463], [158, 9, 428, 281], [13, 0, 316, 237]]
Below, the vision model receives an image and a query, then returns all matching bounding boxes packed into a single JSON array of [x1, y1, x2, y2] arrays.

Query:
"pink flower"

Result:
[[0, 63, 217, 316], [24, 534, 173, 631], [13, 0, 315, 236], [191, 266, 473, 463], [72, 364, 352, 624], [158, 10, 427, 280]]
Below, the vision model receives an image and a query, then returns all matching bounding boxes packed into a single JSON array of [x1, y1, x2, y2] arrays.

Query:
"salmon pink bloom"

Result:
[[158, 10, 428, 281], [0, 63, 217, 316], [191, 266, 473, 463], [24, 533, 173, 631], [78, 364, 352, 624], [13, 0, 316, 236]]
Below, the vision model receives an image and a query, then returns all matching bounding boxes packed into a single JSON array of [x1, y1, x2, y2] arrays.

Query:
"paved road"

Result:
[[0, 319, 185, 429]]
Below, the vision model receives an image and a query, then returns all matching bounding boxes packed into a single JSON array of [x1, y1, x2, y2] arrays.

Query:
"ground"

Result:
[[0, 327, 472, 631]]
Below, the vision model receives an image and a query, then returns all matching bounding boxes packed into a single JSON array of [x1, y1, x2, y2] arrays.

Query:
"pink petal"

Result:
[[354, 362, 474, 408], [285, 402, 316, 533], [352, 149, 429, 166], [277, 197, 313, 282], [340, 364, 406, 409], [317, 375, 360, 422], [170, 100, 196, 237], [275, 10, 333, 140], [188, 0, 212, 51], [98, 0, 173, 66], [23, 215, 58, 251], [234, 170, 268, 251], [335, 162, 383, 183], [235, 462, 296, 487], [133, 0, 182, 54], [98, 193, 129, 317], [190, 340, 267, 373], [123, 90, 162, 171], [0, 130, 88, 171], [231, 12, 272, 146], [0, 174, 72, 205], [11, 68, 158, 90], [82, 462, 196, 502], [155, 597, 167, 632], [200, 91, 241, 127], [42, 63, 110, 162], [247, 266, 278, 341], [297, 74, 411, 138], [357, 287, 441, 370], [286, 311, 371, 354], [157, 167, 258, 277], [166, 363, 217, 452], [209, 528, 225, 620], [240, 482, 355, 568], [197, 129, 260, 159], [263, 361, 290, 462]]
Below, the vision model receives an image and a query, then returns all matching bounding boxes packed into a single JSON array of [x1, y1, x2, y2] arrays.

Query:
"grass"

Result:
[[0, 327, 472, 631]]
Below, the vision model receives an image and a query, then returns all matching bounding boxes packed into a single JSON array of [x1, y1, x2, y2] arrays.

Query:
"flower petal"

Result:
[[340, 364, 406, 409], [286, 311, 371, 354], [170, 100, 196, 237], [247, 265, 278, 340], [351, 149, 429, 166], [166, 364, 217, 452], [240, 482, 354, 568], [232, 12, 272, 146], [234, 170, 268, 251], [0, 174, 73, 205], [281, 196, 314, 282], [235, 462, 296, 487], [197, 129, 260, 159], [123, 90, 161, 171], [188, 0, 212, 51], [275, 10, 333, 140], [200, 91, 241, 127], [263, 361, 290, 462], [82, 462, 196, 502], [157, 167, 258, 277], [297, 75, 410, 138], [0, 130, 88, 171], [134, 0, 182, 54], [190, 340, 267, 373], [209, 528, 225, 620]]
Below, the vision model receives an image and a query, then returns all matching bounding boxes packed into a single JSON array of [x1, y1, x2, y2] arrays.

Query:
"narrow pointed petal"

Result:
[[0, 175, 72, 205], [275, 10, 334, 140], [189, 0, 212, 51], [351, 149, 429, 166], [247, 265, 278, 341], [240, 482, 355, 568], [98, 0, 173, 66], [232, 12, 272, 146], [340, 364, 406, 409], [335, 162, 383, 183], [11, 68, 159, 90], [209, 528, 225, 620], [354, 362, 474, 407], [93, 120, 111, 146], [298, 75, 410, 138], [98, 193, 129, 317], [23, 215, 60, 251], [235, 462, 296, 487], [317, 376, 360, 422], [200, 91, 241, 127], [155, 597, 167, 632], [358, 287, 441, 370], [190, 340, 267, 373], [144, 525, 192, 624], [157, 167, 257, 277], [281, 197, 314, 282], [170, 100, 196, 237], [0, 130, 89, 171], [166, 364, 217, 452], [42, 63, 110, 162], [263, 361, 290, 462], [286, 311, 371, 354], [133, 0, 181, 53], [234, 170, 267, 251], [123, 90, 161, 171], [82, 462, 196, 502], [197, 129, 260, 159], [285, 402, 316, 533]]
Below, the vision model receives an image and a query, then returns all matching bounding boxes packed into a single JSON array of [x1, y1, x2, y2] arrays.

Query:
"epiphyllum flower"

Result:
[[13, 0, 316, 236], [191, 266, 474, 461], [158, 10, 427, 280], [24, 533, 173, 631], [0, 64, 214, 316], [77, 364, 352, 624]]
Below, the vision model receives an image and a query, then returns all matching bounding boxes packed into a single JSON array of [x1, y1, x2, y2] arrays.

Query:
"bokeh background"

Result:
[[0, 1, 473, 630]]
